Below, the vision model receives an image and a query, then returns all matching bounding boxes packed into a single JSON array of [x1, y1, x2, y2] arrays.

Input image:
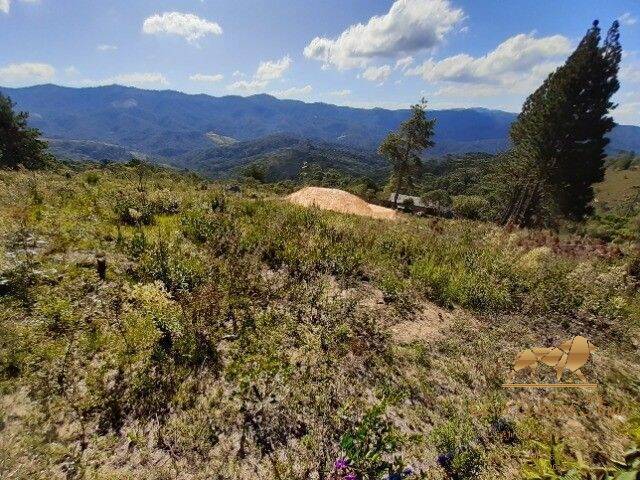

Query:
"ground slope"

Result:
[[0, 166, 638, 479]]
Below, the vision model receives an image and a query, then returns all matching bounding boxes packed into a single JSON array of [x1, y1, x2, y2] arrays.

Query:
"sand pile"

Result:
[[286, 186, 397, 220]]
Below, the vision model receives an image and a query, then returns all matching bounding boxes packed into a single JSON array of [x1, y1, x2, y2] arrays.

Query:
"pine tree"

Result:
[[0, 93, 50, 169], [507, 20, 621, 225], [379, 99, 435, 207]]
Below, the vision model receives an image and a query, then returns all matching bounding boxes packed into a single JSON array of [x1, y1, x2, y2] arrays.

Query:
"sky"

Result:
[[0, 0, 639, 124]]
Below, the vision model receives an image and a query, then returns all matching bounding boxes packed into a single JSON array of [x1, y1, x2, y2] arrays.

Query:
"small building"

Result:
[[386, 193, 452, 217]]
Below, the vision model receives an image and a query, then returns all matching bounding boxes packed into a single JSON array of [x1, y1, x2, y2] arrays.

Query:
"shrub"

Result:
[[84, 171, 100, 185], [432, 416, 484, 480], [114, 193, 155, 225], [422, 189, 453, 208], [138, 238, 207, 295], [452, 195, 490, 220], [148, 189, 181, 215], [337, 404, 411, 480]]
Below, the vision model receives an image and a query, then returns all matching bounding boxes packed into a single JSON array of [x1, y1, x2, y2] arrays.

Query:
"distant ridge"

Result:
[[1, 84, 638, 175]]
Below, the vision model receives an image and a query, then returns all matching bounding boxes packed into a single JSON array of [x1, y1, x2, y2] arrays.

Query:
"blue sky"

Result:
[[1, 0, 639, 124]]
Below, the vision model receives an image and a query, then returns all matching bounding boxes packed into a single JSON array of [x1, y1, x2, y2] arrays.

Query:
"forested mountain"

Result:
[[177, 134, 390, 180], [1, 84, 638, 175]]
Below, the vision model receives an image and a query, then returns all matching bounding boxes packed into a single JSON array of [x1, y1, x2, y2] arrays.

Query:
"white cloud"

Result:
[[614, 99, 640, 124], [620, 12, 637, 26], [395, 55, 414, 70], [227, 79, 268, 93], [621, 63, 640, 84], [189, 73, 223, 82], [362, 64, 392, 83], [255, 55, 291, 81], [1, 0, 39, 14], [232, 70, 245, 78], [65, 66, 79, 76], [329, 89, 351, 97], [142, 12, 222, 43], [271, 85, 313, 99], [0, 62, 55, 86], [97, 44, 118, 51], [227, 55, 292, 93], [303, 0, 464, 70], [73, 72, 169, 88], [408, 32, 571, 91], [434, 83, 504, 98]]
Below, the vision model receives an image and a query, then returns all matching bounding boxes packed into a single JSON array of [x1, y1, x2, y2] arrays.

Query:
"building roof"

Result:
[[388, 194, 427, 208]]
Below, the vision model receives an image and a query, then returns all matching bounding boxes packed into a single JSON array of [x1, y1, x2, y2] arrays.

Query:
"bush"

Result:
[[84, 171, 100, 186], [336, 404, 411, 480], [148, 189, 181, 215], [422, 189, 453, 208], [452, 195, 490, 220], [138, 238, 207, 295], [431, 416, 484, 480], [114, 193, 155, 225]]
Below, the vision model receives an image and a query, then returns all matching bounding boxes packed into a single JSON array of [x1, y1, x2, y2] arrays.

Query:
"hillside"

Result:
[[1, 165, 639, 479], [0, 85, 519, 157], [177, 134, 390, 181], [2, 84, 637, 178]]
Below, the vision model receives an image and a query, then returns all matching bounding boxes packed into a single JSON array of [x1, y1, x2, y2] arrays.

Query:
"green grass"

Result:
[[0, 164, 639, 479]]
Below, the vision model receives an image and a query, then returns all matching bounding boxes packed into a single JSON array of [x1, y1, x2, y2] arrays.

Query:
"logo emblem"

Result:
[[503, 336, 597, 389]]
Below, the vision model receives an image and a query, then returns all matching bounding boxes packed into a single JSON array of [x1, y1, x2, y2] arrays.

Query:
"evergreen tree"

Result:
[[506, 20, 621, 225], [0, 93, 50, 169], [379, 99, 435, 207]]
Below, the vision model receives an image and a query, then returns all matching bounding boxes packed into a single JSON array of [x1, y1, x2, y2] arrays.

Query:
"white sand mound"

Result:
[[287, 186, 397, 220]]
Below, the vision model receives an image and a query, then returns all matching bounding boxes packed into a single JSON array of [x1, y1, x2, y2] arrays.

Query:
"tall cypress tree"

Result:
[[379, 99, 435, 207], [507, 20, 621, 225]]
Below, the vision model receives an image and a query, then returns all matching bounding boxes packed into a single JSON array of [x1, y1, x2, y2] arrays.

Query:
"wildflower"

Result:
[[403, 467, 414, 476], [334, 458, 349, 470], [345, 473, 357, 480]]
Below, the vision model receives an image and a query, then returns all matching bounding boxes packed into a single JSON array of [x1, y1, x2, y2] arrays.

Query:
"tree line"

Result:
[[380, 20, 622, 228]]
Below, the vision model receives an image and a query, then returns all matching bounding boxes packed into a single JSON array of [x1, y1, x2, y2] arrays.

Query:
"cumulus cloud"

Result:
[[232, 70, 245, 78], [303, 0, 464, 69], [97, 44, 118, 51], [270, 85, 313, 99], [329, 89, 351, 97], [255, 55, 292, 81], [0, 62, 55, 86], [190, 73, 224, 82], [621, 63, 640, 84], [73, 72, 169, 88], [395, 55, 414, 70], [615, 98, 640, 124], [1, 0, 39, 14], [227, 55, 292, 93], [362, 65, 392, 83], [142, 12, 222, 43], [227, 79, 268, 93], [407, 32, 571, 91], [619, 12, 637, 26]]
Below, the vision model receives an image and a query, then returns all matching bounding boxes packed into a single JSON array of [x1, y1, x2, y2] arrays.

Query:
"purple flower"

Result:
[[334, 458, 349, 470], [345, 473, 358, 480], [403, 467, 414, 476]]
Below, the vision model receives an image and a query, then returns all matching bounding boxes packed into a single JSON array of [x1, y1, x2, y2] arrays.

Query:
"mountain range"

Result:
[[2, 84, 639, 180]]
